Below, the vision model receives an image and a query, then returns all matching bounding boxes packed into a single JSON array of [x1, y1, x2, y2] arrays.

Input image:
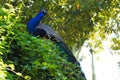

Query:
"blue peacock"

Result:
[[27, 9, 86, 80]]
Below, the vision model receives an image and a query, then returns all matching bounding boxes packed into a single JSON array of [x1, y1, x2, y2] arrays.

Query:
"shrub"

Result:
[[0, 7, 85, 80]]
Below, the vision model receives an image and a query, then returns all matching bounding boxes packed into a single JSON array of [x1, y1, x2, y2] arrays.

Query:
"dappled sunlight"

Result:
[[79, 38, 120, 80]]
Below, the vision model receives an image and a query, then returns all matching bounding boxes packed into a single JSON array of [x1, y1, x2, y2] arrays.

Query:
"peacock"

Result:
[[27, 9, 86, 80]]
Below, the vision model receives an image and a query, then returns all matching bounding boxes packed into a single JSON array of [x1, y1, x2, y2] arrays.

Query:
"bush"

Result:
[[0, 7, 85, 80]]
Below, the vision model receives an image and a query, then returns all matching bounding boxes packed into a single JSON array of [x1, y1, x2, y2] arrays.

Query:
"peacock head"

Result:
[[41, 8, 48, 14], [37, 8, 48, 16]]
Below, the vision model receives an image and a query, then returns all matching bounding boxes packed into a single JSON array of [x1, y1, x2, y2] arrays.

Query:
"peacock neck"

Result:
[[27, 12, 45, 34]]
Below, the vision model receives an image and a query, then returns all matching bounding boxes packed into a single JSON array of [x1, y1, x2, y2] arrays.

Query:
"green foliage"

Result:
[[2, 0, 119, 54], [0, 0, 119, 79], [0, 6, 85, 80], [1, 0, 93, 49], [1, 0, 119, 53], [83, 0, 120, 53], [111, 38, 120, 51]]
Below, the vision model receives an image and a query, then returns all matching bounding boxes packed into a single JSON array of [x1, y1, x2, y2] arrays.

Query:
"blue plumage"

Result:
[[27, 10, 46, 34]]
